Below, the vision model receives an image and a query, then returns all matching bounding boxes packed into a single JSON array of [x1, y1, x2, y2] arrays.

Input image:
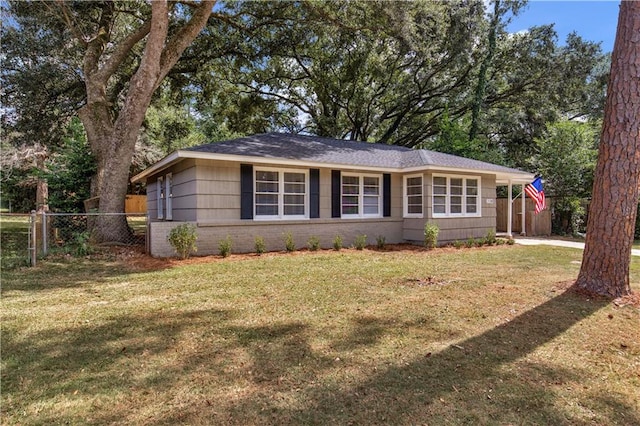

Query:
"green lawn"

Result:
[[2, 245, 639, 425], [0, 215, 31, 269]]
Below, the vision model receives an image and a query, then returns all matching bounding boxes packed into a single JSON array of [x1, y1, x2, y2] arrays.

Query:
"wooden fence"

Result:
[[125, 195, 147, 214], [496, 197, 551, 236]]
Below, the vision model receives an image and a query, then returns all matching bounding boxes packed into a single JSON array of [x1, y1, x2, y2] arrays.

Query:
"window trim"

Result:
[[165, 173, 173, 221], [431, 174, 481, 218], [157, 176, 164, 220], [254, 167, 309, 220], [403, 173, 424, 218], [341, 172, 383, 219]]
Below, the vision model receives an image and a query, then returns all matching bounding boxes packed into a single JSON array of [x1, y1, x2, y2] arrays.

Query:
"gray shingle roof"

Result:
[[185, 133, 529, 176]]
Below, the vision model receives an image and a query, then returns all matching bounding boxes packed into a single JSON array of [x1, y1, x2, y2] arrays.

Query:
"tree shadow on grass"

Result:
[[3, 285, 638, 425], [221, 285, 638, 425]]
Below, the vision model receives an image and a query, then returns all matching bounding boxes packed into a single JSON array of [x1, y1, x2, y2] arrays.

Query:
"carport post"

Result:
[[521, 184, 526, 236]]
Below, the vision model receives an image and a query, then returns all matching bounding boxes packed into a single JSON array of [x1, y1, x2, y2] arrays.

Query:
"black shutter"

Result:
[[383, 173, 391, 217], [240, 164, 253, 219], [310, 169, 320, 218], [331, 170, 341, 218]]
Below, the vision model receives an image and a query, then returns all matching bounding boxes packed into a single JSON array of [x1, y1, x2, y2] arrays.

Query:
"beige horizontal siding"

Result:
[[403, 172, 497, 244], [148, 159, 502, 252]]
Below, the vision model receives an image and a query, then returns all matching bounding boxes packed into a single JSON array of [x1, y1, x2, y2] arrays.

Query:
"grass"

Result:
[[0, 214, 31, 269], [2, 245, 639, 425], [0, 214, 147, 269]]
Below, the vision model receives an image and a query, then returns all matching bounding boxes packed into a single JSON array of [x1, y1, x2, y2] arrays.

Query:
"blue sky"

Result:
[[507, 1, 620, 52]]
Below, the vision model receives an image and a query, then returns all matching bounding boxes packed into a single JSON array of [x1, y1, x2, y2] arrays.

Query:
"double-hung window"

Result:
[[341, 174, 382, 218], [255, 168, 308, 219], [432, 175, 480, 217], [403, 174, 423, 218]]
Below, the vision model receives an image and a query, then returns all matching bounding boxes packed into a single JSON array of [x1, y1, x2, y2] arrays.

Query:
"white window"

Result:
[[432, 175, 481, 217], [404, 174, 423, 218], [157, 176, 164, 220], [255, 168, 308, 219], [165, 173, 173, 221], [341, 173, 382, 218]]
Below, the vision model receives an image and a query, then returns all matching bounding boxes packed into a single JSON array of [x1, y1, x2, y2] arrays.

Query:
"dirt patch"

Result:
[[401, 276, 451, 287], [555, 279, 640, 309]]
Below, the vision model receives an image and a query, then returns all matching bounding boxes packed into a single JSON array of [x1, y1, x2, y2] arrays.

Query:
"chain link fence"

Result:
[[0, 212, 147, 268], [0, 213, 32, 269]]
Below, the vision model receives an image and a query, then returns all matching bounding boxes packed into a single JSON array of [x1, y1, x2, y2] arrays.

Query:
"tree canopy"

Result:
[[2, 0, 610, 240]]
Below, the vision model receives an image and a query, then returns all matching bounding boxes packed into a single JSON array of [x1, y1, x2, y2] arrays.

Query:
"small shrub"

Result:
[[354, 234, 367, 250], [168, 223, 198, 259], [484, 229, 497, 246], [453, 240, 463, 249], [333, 235, 343, 251], [254, 236, 266, 255], [284, 232, 296, 252], [376, 235, 386, 249], [424, 222, 439, 249], [219, 236, 232, 258], [465, 238, 475, 248], [475, 238, 485, 248], [507, 237, 515, 245], [73, 231, 93, 257], [496, 238, 506, 245], [307, 236, 321, 251]]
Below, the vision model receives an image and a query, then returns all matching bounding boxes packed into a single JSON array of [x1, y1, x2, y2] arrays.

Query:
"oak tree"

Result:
[[2, 0, 214, 242]]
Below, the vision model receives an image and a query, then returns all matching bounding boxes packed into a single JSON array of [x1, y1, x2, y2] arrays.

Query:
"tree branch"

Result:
[[157, 0, 216, 86], [96, 20, 152, 85], [51, 0, 87, 45]]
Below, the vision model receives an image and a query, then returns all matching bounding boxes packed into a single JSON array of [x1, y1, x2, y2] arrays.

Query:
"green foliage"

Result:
[[284, 232, 296, 252], [307, 236, 321, 251], [167, 224, 198, 259], [424, 223, 439, 249], [376, 235, 386, 249], [47, 118, 97, 212], [353, 234, 367, 250], [484, 229, 497, 246], [72, 231, 93, 257], [465, 238, 476, 248], [0, 167, 36, 212], [531, 120, 598, 234], [453, 240, 464, 249], [254, 236, 266, 255], [218, 236, 232, 258], [144, 103, 205, 155], [425, 111, 503, 164], [333, 235, 343, 251]]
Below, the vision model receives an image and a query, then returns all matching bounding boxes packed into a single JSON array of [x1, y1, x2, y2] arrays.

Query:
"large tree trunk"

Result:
[[575, 1, 640, 298], [73, 0, 214, 243]]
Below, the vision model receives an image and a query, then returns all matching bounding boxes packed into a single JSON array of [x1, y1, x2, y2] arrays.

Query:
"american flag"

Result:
[[525, 177, 546, 214]]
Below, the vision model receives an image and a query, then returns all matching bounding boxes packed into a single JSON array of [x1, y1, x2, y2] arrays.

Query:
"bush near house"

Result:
[[167, 223, 197, 259]]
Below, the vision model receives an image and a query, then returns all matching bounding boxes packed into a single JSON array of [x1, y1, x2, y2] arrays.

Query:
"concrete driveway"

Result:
[[513, 237, 640, 257]]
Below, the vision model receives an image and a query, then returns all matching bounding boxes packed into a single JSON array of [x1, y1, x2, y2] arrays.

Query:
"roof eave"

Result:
[[131, 150, 534, 183], [130, 151, 182, 183]]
